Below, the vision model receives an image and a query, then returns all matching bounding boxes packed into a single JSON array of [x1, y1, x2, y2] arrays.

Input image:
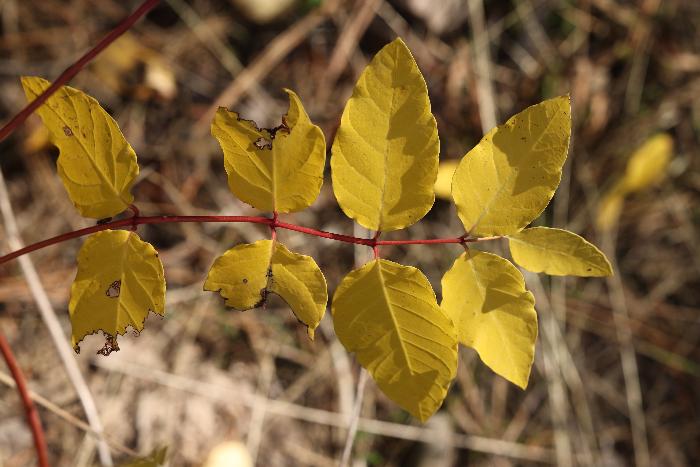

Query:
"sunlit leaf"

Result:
[[21, 76, 139, 219], [331, 259, 457, 421], [211, 89, 325, 213], [204, 240, 327, 339], [441, 251, 537, 388], [69, 230, 165, 354], [451, 96, 571, 236], [330, 38, 439, 231], [509, 227, 612, 277], [434, 160, 458, 201]]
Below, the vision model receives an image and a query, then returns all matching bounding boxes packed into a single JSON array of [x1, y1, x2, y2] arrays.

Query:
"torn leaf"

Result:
[[69, 230, 165, 354], [204, 240, 327, 339]]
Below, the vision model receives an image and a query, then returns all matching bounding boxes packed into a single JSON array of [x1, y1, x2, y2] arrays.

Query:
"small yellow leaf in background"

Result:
[[620, 133, 673, 192], [204, 240, 327, 339], [212, 89, 325, 213], [331, 259, 457, 421], [509, 227, 612, 276], [451, 96, 571, 237], [596, 189, 625, 231], [596, 133, 673, 230], [441, 251, 537, 389], [21, 76, 139, 219], [331, 38, 440, 231], [203, 441, 252, 467], [70, 230, 165, 354], [434, 160, 458, 201], [93, 33, 177, 100], [119, 446, 167, 467]]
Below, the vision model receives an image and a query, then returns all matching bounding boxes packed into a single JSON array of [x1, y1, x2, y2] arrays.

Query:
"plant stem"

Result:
[[0, 214, 501, 267], [0, 0, 161, 143], [0, 331, 50, 467]]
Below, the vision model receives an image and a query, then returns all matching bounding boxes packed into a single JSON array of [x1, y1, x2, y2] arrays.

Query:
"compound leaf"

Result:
[[211, 89, 325, 213], [204, 240, 327, 339], [452, 96, 571, 236], [21, 76, 139, 219], [509, 227, 612, 277], [331, 259, 457, 421], [331, 38, 439, 231], [70, 230, 165, 354], [441, 251, 537, 389]]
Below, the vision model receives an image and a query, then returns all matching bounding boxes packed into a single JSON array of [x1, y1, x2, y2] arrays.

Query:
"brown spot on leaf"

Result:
[[242, 278, 248, 284], [63, 126, 73, 136], [97, 335, 119, 356], [254, 137, 272, 150], [253, 288, 269, 308], [106, 280, 121, 298]]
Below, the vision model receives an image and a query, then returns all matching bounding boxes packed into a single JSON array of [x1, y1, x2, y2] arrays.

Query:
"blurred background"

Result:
[[0, 0, 698, 465]]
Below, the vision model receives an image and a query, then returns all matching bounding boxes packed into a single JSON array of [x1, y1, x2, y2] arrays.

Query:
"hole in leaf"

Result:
[[254, 137, 272, 150], [105, 280, 121, 298]]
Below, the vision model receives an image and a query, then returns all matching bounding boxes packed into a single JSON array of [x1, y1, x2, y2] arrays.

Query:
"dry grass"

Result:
[[1, 0, 699, 465]]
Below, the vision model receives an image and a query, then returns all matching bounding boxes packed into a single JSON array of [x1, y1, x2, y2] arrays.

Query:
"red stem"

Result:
[[0, 331, 50, 467], [0, 214, 500, 267], [372, 231, 381, 259], [0, 0, 161, 143]]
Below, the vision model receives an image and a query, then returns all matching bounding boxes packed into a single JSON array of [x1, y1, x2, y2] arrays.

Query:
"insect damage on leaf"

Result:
[[105, 280, 121, 298], [96, 334, 119, 356], [211, 89, 324, 213], [204, 240, 327, 339], [69, 230, 165, 354]]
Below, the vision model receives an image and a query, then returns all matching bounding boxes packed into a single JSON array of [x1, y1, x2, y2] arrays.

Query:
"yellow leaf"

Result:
[[434, 160, 458, 201], [330, 38, 439, 231], [596, 186, 625, 231], [69, 230, 165, 354], [441, 251, 537, 389], [620, 133, 673, 192], [595, 133, 673, 231], [451, 96, 571, 236], [331, 259, 457, 421], [21, 76, 139, 219], [119, 446, 167, 467], [204, 240, 327, 339], [211, 89, 326, 213], [508, 227, 612, 277]]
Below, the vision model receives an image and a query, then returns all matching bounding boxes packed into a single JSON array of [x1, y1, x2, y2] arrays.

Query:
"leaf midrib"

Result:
[[375, 261, 415, 374], [376, 47, 402, 230], [468, 104, 564, 235]]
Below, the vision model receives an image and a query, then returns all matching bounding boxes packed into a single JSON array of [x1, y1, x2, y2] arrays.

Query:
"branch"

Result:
[[0, 213, 501, 267], [0, 331, 49, 467], [0, 0, 161, 143]]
